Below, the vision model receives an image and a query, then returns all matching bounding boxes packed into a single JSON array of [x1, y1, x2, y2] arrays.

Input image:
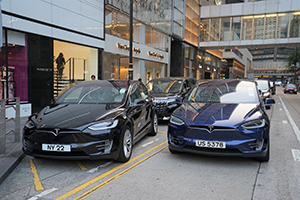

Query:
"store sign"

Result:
[[147, 51, 164, 60], [116, 43, 141, 54]]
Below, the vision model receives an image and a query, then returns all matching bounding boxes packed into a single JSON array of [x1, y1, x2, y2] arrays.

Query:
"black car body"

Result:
[[22, 80, 158, 162], [168, 79, 275, 162], [145, 77, 197, 120], [283, 84, 298, 94]]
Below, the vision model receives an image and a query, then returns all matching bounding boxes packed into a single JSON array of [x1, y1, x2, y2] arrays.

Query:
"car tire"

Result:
[[116, 126, 133, 163], [255, 144, 270, 162], [148, 113, 158, 136]]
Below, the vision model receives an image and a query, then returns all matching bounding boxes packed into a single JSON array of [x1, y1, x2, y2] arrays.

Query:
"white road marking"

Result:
[[282, 120, 288, 124], [142, 141, 154, 147], [279, 96, 300, 143], [279, 108, 282, 111], [27, 188, 58, 200], [87, 161, 113, 173], [291, 149, 300, 162]]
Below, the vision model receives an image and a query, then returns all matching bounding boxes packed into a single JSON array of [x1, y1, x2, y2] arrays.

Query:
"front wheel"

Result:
[[148, 113, 158, 136], [116, 126, 133, 163]]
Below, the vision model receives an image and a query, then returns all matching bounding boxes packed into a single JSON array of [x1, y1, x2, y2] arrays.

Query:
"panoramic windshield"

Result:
[[146, 79, 183, 93], [56, 81, 128, 104], [188, 81, 259, 103]]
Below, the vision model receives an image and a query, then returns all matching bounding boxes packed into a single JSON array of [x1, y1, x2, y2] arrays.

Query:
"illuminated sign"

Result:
[[116, 43, 141, 54], [147, 51, 164, 60]]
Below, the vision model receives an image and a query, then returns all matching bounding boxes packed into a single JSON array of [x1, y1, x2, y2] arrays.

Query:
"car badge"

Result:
[[207, 126, 214, 133], [53, 128, 60, 136]]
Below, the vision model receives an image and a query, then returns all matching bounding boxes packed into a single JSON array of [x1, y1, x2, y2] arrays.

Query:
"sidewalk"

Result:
[[0, 117, 28, 185]]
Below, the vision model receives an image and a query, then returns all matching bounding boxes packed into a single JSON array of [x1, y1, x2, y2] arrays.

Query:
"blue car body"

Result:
[[168, 79, 275, 162]]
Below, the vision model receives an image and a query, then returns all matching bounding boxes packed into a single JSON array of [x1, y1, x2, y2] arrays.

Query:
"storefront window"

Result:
[[265, 14, 276, 39], [200, 19, 209, 41], [242, 16, 253, 40], [53, 40, 98, 83], [254, 15, 264, 39], [211, 18, 220, 41], [0, 30, 28, 102], [231, 17, 241, 40], [290, 12, 300, 38], [220, 17, 230, 41], [277, 13, 289, 38]]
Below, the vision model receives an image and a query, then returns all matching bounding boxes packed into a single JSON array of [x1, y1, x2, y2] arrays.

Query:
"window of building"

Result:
[[265, 14, 276, 39], [277, 13, 289, 38], [290, 12, 300, 38], [254, 15, 265, 39], [211, 18, 220, 41], [231, 17, 241, 40], [242, 16, 253, 40], [0, 30, 28, 102], [220, 17, 231, 41], [200, 19, 210, 41]]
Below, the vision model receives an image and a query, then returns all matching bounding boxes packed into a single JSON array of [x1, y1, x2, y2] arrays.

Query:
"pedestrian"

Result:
[[91, 75, 96, 80], [56, 53, 66, 80], [138, 78, 142, 83]]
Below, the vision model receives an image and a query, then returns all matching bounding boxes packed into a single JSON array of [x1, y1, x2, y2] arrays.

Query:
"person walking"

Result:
[[56, 53, 66, 80]]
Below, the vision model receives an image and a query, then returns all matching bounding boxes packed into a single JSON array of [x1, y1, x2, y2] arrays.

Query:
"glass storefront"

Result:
[[277, 13, 289, 38], [220, 17, 230, 41], [242, 16, 253, 40], [232, 17, 241, 40], [290, 12, 300, 38], [0, 30, 28, 102]]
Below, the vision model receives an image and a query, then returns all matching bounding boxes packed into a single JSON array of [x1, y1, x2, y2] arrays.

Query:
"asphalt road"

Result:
[[1, 86, 300, 200]]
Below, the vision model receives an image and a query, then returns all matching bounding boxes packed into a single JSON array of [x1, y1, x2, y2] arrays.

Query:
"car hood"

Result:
[[173, 102, 262, 127], [33, 104, 119, 129]]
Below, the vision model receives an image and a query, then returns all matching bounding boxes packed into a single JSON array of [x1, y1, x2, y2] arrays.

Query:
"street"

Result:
[[1, 86, 300, 200]]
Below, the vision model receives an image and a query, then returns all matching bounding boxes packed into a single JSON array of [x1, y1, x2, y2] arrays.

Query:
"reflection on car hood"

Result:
[[173, 102, 261, 127], [149, 92, 177, 98], [34, 104, 117, 129]]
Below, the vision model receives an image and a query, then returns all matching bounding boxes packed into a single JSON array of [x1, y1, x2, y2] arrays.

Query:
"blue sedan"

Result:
[[168, 79, 275, 162]]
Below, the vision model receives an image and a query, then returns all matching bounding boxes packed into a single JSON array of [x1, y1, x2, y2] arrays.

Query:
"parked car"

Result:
[[145, 77, 197, 120], [269, 81, 276, 95], [283, 84, 298, 94], [168, 79, 275, 162], [22, 80, 158, 162], [255, 79, 272, 104], [275, 80, 282, 86]]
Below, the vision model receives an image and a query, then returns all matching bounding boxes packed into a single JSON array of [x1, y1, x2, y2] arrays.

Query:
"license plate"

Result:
[[42, 144, 71, 152], [195, 140, 226, 149]]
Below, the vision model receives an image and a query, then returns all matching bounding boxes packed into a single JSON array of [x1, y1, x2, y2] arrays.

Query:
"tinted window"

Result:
[[146, 79, 183, 93]]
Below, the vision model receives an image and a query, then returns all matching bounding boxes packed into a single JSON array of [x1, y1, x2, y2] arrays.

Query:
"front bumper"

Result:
[[167, 124, 269, 158], [154, 100, 180, 120], [22, 128, 121, 160]]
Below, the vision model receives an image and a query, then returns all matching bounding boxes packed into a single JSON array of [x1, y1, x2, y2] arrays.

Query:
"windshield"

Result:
[[188, 80, 259, 103], [146, 79, 183, 93], [256, 81, 269, 90], [56, 81, 128, 104], [286, 84, 296, 88]]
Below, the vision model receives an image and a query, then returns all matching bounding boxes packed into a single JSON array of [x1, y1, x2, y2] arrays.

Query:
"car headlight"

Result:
[[88, 119, 119, 131], [170, 115, 185, 126], [241, 119, 265, 129], [24, 120, 35, 129], [263, 92, 270, 97]]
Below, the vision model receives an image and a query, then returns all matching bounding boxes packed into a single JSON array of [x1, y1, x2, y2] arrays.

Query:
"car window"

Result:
[[256, 81, 269, 90], [146, 79, 183, 94], [129, 83, 142, 105], [286, 84, 296, 88], [138, 83, 148, 100]]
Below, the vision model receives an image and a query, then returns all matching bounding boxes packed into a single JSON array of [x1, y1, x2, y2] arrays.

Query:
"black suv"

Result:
[[145, 77, 197, 120]]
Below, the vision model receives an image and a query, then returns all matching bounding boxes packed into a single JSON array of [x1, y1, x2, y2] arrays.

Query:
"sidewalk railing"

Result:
[[0, 97, 20, 154]]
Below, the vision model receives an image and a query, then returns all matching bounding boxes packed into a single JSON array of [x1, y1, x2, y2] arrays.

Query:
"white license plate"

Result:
[[42, 144, 71, 152], [195, 140, 226, 149]]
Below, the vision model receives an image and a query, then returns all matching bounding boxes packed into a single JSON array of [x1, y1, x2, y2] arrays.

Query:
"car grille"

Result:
[[155, 102, 167, 116]]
